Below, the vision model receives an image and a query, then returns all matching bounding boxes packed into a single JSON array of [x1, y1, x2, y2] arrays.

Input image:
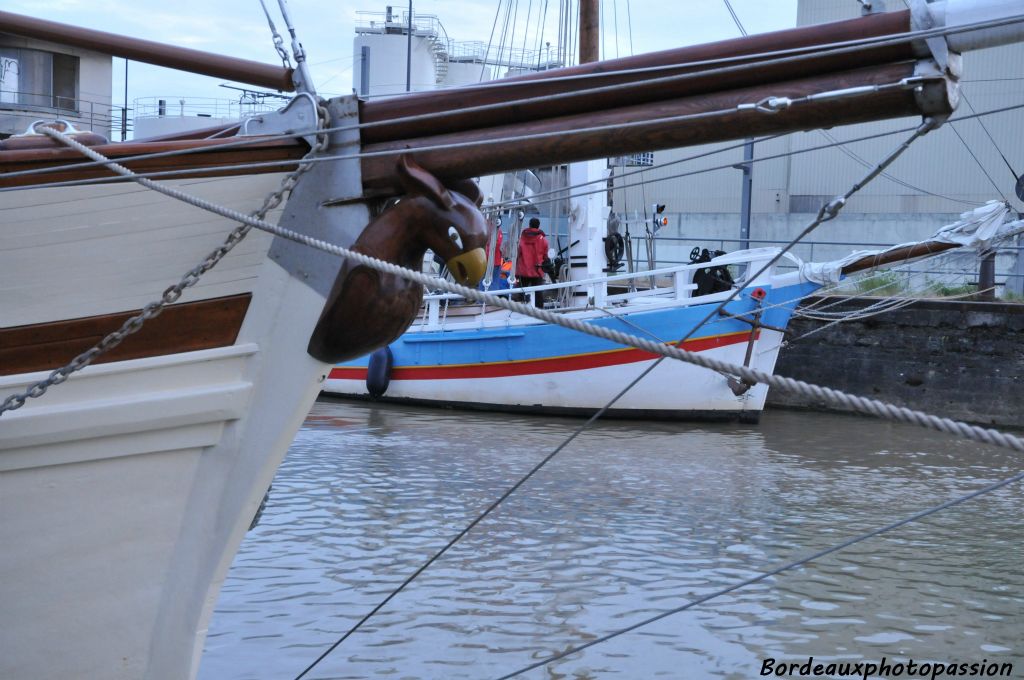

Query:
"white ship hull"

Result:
[[0, 171, 346, 678]]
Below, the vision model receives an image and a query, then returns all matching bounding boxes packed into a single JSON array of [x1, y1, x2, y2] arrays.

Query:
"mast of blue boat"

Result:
[[564, 0, 611, 308]]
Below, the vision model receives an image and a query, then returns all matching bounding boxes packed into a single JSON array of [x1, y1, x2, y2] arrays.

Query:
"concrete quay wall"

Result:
[[768, 297, 1024, 428]]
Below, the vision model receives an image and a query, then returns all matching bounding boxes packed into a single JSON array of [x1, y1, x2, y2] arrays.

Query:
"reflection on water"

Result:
[[200, 400, 1023, 679]]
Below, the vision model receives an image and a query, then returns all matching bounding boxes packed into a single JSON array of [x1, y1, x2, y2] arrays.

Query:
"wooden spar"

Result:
[[362, 44, 920, 146], [0, 10, 295, 92], [840, 242, 961, 275], [360, 61, 949, 196], [359, 10, 913, 144], [840, 221, 1024, 276]]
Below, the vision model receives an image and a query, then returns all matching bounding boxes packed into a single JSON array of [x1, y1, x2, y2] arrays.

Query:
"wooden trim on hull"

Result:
[[0, 293, 251, 376], [0, 138, 306, 189]]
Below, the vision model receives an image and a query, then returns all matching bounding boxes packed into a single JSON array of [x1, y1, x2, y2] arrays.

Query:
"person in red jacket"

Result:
[[516, 217, 551, 308]]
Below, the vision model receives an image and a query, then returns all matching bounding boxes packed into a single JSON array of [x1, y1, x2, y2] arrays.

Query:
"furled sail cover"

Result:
[[799, 202, 1024, 285]]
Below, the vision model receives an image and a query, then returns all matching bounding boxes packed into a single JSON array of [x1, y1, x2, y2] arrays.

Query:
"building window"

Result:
[[0, 48, 79, 111]]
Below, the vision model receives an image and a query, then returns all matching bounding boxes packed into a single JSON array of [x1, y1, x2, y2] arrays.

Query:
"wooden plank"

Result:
[[0, 293, 252, 376]]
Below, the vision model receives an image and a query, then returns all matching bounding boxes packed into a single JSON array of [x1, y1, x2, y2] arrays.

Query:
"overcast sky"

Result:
[[4, 0, 798, 107]]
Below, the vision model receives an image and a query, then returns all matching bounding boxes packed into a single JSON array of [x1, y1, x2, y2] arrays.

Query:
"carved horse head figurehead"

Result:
[[307, 156, 491, 364]]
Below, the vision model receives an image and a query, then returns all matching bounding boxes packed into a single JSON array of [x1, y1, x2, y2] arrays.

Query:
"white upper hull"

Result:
[[2, 176, 282, 327], [0, 170, 347, 678]]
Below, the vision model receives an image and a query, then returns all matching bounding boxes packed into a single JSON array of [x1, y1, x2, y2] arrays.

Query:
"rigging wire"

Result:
[[625, 0, 634, 56], [564, 0, 570, 66], [818, 128, 982, 206], [723, 0, 748, 35], [288, 121, 937, 679], [295, 5, 1010, 672], [491, 102, 1024, 210], [496, 1, 511, 71], [947, 116, 1009, 202], [509, 0, 522, 68], [568, 0, 578, 65], [536, 0, 551, 68], [32, 120, 1022, 680], [559, 0, 567, 65], [961, 90, 1021, 184], [613, 0, 620, 59], [7, 100, 1024, 198], [962, 76, 1024, 82], [4, 17, 1024, 185], [479, 0, 506, 81], [440, 12, 1024, 93], [495, 468, 1024, 679], [519, 0, 534, 63]]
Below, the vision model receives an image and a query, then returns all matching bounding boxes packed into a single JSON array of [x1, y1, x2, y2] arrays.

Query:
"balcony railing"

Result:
[[0, 88, 117, 136]]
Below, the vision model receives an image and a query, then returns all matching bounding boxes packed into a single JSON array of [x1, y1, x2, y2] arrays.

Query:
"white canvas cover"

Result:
[[799, 201, 1024, 285]]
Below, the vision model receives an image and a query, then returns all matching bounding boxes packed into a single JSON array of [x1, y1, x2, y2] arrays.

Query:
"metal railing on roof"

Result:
[[132, 96, 278, 121]]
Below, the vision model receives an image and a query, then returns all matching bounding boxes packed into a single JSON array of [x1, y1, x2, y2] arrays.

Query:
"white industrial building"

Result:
[[353, 7, 564, 94]]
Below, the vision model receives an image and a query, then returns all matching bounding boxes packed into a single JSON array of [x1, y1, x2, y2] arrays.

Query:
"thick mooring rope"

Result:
[[19, 124, 1024, 454]]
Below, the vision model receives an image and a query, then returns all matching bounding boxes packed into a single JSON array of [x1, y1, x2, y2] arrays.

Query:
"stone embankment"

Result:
[[769, 297, 1024, 429]]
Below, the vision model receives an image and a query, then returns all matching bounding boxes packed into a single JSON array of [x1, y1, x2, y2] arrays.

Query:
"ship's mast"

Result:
[[566, 0, 610, 307], [579, 0, 600, 64]]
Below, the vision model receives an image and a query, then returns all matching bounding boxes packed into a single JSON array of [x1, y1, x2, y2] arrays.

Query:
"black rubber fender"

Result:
[[366, 346, 394, 398]]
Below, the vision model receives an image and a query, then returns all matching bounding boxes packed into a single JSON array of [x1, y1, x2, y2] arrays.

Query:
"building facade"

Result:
[[0, 30, 113, 139]]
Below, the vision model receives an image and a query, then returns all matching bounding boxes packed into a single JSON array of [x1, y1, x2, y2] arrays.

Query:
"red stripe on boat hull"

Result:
[[328, 330, 755, 382]]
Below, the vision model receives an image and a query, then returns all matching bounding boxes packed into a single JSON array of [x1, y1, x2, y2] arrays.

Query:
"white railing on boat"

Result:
[[417, 247, 797, 331]]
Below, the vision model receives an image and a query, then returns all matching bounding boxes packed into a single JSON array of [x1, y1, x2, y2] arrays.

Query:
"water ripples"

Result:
[[200, 401, 1024, 679]]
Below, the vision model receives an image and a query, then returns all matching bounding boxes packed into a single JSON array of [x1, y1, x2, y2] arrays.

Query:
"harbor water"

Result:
[[199, 399, 1023, 679]]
